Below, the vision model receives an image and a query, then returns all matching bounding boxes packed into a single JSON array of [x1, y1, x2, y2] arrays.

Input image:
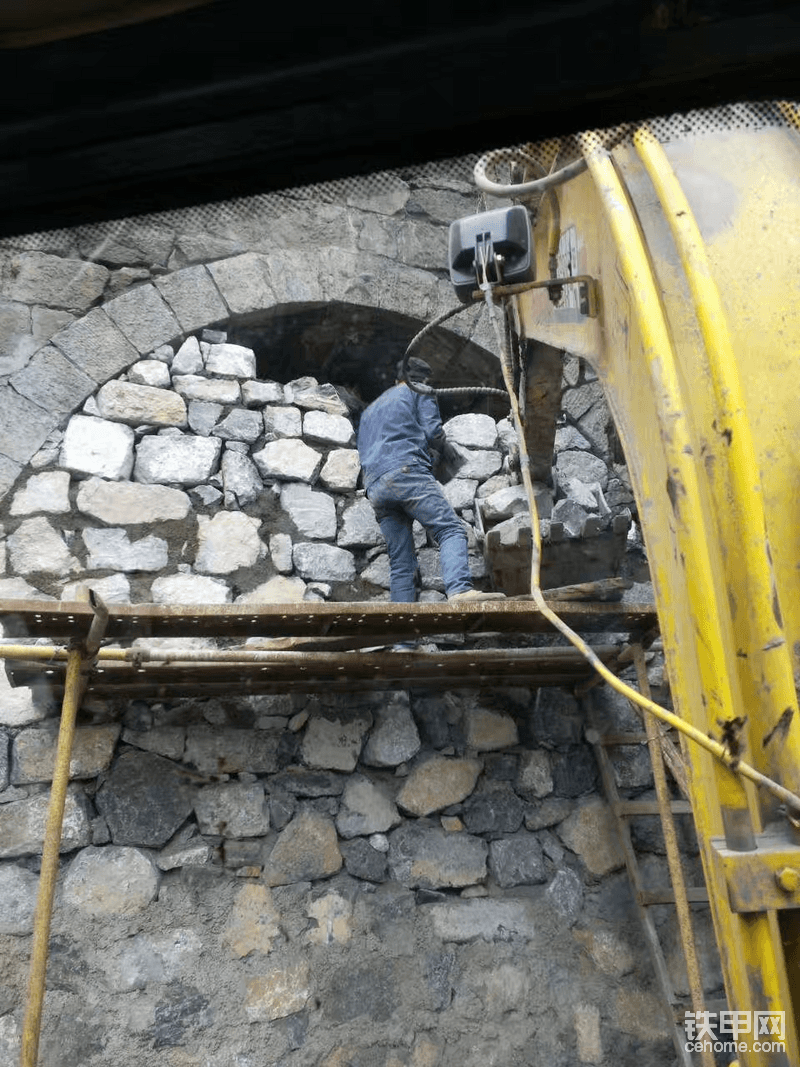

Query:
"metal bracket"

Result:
[[711, 832, 800, 912]]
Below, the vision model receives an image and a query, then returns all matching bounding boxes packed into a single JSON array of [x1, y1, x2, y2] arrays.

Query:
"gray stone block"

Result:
[[52, 306, 139, 383], [0, 384, 56, 465], [207, 253, 276, 315], [551, 747, 598, 799], [281, 482, 337, 540], [0, 864, 39, 933], [262, 811, 342, 886], [3, 251, 108, 310], [361, 694, 420, 767], [155, 265, 228, 333], [388, 824, 487, 889], [184, 726, 280, 775], [337, 497, 382, 547], [545, 867, 585, 922], [105, 283, 182, 354], [0, 727, 8, 790], [10, 345, 95, 414], [269, 767, 346, 796], [151, 983, 212, 1049], [212, 407, 263, 443], [0, 454, 22, 499], [96, 380, 187, 427], [63, 845, 161, 915], [0, 785, 90, 857], [463, 785, 525, 835], [194, 781, 270, 837], [95, 751, 195, 848], [221, 450, 263, 506], [301, 708, 371, 772], [488, 832, 546, 887], [335, 775, 400, 838], [321, 960, 395, 1023], [293, 542, 356, 583], [340, 837, 388, 882], [426, 897, 537, 942], [12, 721, 120, 784]]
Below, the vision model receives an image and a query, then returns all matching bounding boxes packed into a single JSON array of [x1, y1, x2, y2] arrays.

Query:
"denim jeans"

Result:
[[366, 465, 472, 602]]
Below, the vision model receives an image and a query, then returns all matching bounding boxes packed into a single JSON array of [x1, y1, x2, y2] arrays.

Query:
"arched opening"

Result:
[[226, 301, 509, 421]]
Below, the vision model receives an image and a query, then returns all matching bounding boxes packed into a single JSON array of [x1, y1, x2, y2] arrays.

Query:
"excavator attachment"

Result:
[[474, 101, 800, 1066]]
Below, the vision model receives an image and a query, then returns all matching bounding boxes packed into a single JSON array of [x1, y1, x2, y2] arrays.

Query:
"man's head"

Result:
[[396, 356, 432, 385]]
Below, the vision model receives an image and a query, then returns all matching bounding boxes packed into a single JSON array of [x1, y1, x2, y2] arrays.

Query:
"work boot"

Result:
[[448, 589, 506, 604]]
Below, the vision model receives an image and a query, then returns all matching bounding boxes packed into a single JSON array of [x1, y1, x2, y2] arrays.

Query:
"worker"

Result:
[[357, 356, 507, 604]]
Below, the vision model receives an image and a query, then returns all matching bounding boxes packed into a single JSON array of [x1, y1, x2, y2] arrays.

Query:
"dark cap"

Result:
[[396, 356, 432, 383]]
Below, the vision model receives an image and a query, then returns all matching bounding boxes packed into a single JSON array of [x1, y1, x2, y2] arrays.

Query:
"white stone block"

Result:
[[443, 413, 499, 449], [269, 533, 293, 574], [204, 342, 256, 379], [62, 846, 160, 915], [10, 471, 71, 515], [128, 359, 171, 388], [173, 374, 241, 404], [195, 512, 264, 574], [7, 516, 80, 577], [235, 576, 307, 604], [60, 415, 135, 480], [242, 380, 284, 406], [134, 434, 222, 485], [60, 574, 131, 604], [319, 448, 360, 491], [150, 573, 232, 604], [263, 405, 302, 438], [76, 477, 191, 523], [337, 497, 382, 547], [172, 336, 204, 374], [83, 528, 169, 572], [302, 410, 355, 446], [252, 439, 322, 483], [280, 483, 337, 540]]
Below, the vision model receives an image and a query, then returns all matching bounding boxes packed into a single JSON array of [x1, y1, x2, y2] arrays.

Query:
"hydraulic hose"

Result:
[[474, 146, 588, 198]]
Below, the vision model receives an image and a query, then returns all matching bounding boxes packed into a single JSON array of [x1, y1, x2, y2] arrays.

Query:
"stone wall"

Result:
[[0, 166, 716, 1066]]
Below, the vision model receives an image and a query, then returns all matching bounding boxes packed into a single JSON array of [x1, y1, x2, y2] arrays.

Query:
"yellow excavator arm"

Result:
[[477, 103, 800, 1067]]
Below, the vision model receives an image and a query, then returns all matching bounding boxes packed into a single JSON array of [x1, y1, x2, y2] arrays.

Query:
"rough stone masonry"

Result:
[[0, 163, 719, 1066]]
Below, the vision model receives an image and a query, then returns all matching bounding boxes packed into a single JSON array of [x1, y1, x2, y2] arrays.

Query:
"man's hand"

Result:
[[434, 440, 465, 482]]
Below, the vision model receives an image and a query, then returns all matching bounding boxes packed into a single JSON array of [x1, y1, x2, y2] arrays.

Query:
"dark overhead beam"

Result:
[[1, 1, 800, 236]]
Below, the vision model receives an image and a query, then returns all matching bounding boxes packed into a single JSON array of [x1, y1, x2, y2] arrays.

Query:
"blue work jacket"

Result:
[[357, 383, 447, 491]]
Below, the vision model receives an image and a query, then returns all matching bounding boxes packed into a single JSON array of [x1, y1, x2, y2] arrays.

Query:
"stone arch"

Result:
[[0, 248, 502, 500]]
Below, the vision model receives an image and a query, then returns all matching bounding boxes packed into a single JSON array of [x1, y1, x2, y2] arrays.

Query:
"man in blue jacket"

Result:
[[357, 357, 506, 604]]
